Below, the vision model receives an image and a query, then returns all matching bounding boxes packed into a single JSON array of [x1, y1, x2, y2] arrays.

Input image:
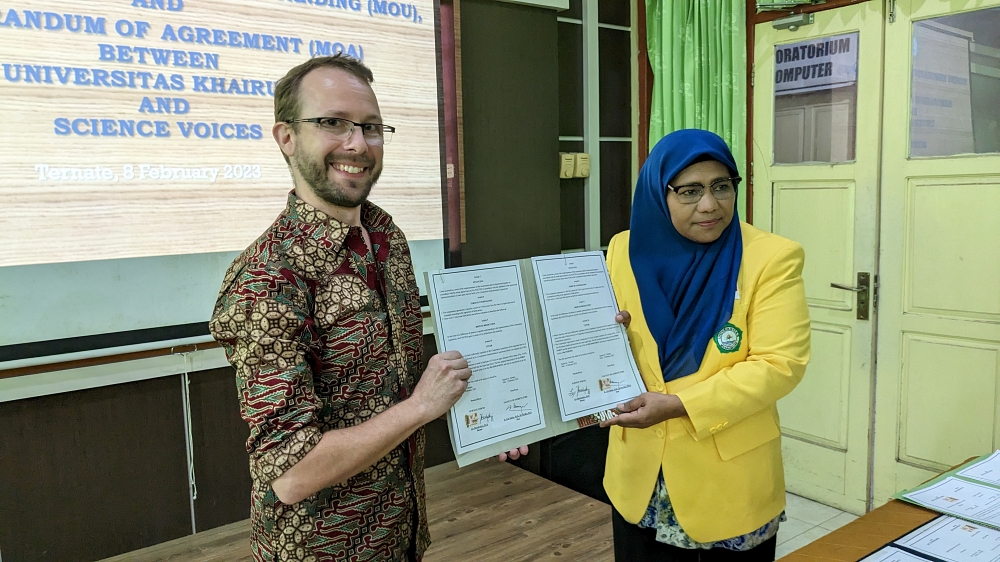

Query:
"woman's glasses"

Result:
[[666, 177, 741, 205]]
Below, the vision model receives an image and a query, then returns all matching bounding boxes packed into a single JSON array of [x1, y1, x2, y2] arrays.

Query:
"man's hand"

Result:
[[497, 445, 529, 462], [599, 393, 686, 429], [615, 310, 631, 327], [411, 351, 472, 422]]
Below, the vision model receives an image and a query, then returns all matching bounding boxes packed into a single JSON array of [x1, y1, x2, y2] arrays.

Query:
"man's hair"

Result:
[[273, 55, 375, 163]]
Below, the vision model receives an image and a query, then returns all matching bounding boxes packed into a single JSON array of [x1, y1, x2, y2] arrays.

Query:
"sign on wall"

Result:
[[775, 32, 858, 94]]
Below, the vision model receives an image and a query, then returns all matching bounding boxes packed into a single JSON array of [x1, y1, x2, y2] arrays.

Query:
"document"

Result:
[[902, 477, 1000, 529], [426, 253, 648, 464], [531, 252, 645, 421], [895, 516, 1000, 561], [427, 262, 545, 455], [960, 452, 1000, 487], [861, 547, 938, 562]]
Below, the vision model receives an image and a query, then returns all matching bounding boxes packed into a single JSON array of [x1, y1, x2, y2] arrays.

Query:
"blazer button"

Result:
[[656, 429, 665, 438]]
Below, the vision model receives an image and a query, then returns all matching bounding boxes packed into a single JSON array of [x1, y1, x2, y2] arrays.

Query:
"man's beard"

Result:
[[293, 151, 381, 208]]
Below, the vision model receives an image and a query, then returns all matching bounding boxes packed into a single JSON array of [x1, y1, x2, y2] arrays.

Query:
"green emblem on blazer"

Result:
[[714, 323, 742, 353]]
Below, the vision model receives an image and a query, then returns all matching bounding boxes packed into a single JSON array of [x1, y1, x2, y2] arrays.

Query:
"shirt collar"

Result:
[[284, 191, 394, 243]]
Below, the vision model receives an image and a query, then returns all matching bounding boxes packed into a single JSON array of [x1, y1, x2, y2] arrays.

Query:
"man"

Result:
[[209, 55, 471, 562]]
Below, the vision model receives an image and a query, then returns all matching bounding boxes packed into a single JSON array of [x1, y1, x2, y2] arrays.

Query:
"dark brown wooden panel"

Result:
[[459, 0, 561, 265], [0, 377, 191, 561], [541, 424, 610, 504], [559, 21, 584, 137], [189, 366, 253, 533], [564, 0, 581, 20], [600, 141, 633, 246], [599, 27, 632, 139], [598, 0, 630, 27]]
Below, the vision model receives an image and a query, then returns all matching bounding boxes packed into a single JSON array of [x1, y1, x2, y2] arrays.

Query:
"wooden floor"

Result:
[[100, 460, 613, 562]]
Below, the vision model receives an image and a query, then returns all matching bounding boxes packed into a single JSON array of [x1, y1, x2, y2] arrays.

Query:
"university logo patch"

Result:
[[714, 323, 742, 353]]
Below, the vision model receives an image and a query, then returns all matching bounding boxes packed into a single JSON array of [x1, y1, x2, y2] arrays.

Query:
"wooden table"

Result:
[[783, 499, 938, 560], [784, 459, 978, 560], [100, 460, 613, 562]]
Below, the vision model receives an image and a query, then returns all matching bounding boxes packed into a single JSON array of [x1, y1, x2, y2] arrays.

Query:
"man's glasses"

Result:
[[666, 177, 741, 205], [285, 117, 394, 145]]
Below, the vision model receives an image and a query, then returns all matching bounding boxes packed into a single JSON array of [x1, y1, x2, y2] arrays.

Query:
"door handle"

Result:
[[830, 273, 871, 321]]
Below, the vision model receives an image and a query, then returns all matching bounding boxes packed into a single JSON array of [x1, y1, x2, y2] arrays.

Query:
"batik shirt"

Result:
[[209, 193, 429, 562]]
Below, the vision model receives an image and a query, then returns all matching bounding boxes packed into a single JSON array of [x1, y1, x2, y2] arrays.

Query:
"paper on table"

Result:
[[427, 262, 546, 455], [902, 477, 1000, 529], [531, 252, 645, 421], [860, 547, 935, 562], [960, 452, 1000, 487], [895, 515, 1000, 562]]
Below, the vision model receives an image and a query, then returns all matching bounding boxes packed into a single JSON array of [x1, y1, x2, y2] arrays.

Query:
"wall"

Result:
[[0, 3, 587, 559], [0, 369, 250, 561], [458, 0, 563, 265], [0, 339, 448, 561]]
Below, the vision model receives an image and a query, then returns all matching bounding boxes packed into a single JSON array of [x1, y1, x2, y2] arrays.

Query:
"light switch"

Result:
[[573, 153, 590, 178], [559, 153, 575, 179]]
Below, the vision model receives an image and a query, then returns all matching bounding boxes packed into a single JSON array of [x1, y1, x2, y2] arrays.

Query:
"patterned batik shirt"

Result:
[[209, 192, 429, 562]]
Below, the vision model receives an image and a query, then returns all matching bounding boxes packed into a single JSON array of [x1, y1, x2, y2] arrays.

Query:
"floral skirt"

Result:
[[637, 472, 785, 550]]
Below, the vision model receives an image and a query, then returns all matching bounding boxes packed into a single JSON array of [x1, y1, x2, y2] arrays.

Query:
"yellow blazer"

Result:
[[603, 221, 810, 543]]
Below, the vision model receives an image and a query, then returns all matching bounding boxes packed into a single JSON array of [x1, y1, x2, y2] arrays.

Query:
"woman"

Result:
[[598, 129, 810, 560], [500, 129, 809, 559]]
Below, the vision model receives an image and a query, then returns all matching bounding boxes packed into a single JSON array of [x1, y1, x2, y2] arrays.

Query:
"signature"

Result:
[[569, 385, 591, 400], [481, 413, 495, 424], [506, 403, 532, 416]]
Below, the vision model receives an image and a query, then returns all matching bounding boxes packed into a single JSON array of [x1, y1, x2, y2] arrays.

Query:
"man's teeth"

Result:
[[333, 164, 364, 174]]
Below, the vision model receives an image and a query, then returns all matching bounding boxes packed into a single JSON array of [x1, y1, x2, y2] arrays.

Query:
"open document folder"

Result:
[[425, 252, 646, 466], [861, 515, 1000, 562], [895, 451, 1000, 531]]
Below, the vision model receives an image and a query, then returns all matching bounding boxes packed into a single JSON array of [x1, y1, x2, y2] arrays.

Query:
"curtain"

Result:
[[646, 0, 747, 213]]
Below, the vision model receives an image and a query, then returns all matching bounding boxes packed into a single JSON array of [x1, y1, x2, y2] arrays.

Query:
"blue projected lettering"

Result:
[[2, 0, 406, 148]]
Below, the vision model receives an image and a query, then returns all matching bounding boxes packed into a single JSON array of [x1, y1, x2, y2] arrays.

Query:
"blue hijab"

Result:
[[629, 129, 743, 383]]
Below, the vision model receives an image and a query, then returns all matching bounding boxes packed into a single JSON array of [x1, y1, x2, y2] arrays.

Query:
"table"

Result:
[[100, 460, 614, 562], [783, 458, 986, 561], [783, 499, 938, 560]]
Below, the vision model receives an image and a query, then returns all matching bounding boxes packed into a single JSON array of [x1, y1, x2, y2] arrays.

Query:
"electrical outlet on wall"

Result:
[[573, 153, 590, 178], [559, 153, 575, 179]]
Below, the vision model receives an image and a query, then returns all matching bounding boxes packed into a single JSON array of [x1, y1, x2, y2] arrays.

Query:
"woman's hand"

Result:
[[599, 393, 686, 429], [615, 310, 631, 327], [497, 445, 529, 462]]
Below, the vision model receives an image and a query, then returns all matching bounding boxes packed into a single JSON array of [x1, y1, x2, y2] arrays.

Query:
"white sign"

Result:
[[775, 32, 858, 94]]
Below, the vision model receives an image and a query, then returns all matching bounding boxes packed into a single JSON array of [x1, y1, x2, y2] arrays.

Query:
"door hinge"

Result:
[[873, 274, 880, 313]]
